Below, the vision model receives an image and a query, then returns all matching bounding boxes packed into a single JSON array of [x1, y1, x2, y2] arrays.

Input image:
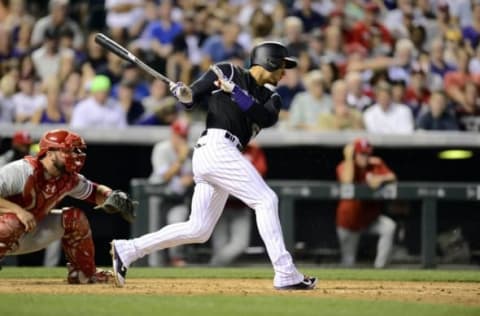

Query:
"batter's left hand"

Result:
[[211, 65, 234, 93]]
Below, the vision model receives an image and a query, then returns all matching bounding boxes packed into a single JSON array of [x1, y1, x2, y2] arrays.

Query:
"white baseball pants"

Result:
[[337, 214, 396, 268], [115, 129, 304, 287]]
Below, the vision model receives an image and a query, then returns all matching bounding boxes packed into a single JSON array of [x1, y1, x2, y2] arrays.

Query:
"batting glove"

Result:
[[210, 64, 254, 111], [169, 82, 193, 104]]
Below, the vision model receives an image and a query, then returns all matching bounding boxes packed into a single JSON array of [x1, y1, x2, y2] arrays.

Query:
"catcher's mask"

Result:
[[38, 129, 87, 173]]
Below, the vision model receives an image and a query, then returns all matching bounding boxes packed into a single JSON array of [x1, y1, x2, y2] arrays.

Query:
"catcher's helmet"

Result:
[[38, 129, 87, 173], [250, 41, 297, 72]]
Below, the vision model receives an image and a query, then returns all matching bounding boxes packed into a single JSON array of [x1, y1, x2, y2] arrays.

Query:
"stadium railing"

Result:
[[130, 178, 480, 268]]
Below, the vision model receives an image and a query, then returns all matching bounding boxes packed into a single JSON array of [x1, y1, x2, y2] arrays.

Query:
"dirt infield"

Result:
[[1, 278, 479, 305]]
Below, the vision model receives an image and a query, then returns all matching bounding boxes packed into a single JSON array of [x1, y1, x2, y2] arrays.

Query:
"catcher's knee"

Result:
[[61, 207, 91, 236], [0, 213, 25, 252]]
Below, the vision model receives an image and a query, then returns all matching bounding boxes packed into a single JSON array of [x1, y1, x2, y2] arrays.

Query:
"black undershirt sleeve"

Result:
[[245, 92, 282, 128]]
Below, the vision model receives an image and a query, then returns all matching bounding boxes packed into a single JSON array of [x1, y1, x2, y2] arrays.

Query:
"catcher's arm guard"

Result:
[[94, 190, 138, 223]]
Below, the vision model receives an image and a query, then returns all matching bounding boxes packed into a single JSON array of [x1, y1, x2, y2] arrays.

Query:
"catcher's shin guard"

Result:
[[0, 213, 25, 257], [61, 207, 98, 283]]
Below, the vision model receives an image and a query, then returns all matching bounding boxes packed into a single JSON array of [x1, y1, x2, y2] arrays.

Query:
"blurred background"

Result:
[[0, 0, 479, 269]]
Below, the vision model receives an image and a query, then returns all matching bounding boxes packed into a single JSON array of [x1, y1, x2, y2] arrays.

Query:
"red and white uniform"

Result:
[[336, 157, 396, 268], [0, 157, 94, 223], [0, 156, 99, 281]]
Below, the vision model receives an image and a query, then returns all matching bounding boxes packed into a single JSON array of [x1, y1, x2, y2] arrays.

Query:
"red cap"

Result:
[[364, 2, 380, 12], [12, 130, 32, 146], [353, 138, 373, 154], [330, 9, 344, 18], [171, 118, 189, 138]]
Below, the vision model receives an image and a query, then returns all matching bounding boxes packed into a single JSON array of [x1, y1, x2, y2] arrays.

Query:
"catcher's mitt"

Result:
[[94, 190, 137, 223]]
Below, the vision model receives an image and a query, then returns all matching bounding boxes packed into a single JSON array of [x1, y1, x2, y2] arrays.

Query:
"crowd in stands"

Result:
[[0, 0, 480, 132]]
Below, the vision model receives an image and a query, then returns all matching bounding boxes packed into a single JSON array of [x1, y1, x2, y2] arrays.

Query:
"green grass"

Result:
[[1, 294, 479, 316], [2, 266, 480, 282], [1, 267, 479, 316]]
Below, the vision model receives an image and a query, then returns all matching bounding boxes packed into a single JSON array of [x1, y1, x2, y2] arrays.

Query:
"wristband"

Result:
[[232, 85, 254, 111]]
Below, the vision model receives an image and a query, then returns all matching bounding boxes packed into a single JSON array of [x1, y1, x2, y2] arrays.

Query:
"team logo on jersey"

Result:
[[44, 183, 57, 196]]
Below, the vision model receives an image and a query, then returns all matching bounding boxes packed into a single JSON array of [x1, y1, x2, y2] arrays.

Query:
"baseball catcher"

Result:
[[0, 129, 136, 284]]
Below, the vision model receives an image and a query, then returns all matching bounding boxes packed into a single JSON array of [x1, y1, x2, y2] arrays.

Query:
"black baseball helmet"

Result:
[[250, 41, 298, 72]]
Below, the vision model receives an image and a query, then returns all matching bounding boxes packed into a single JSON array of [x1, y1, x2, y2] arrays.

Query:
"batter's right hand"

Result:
[[14, 208, 36, 232], [169, 82, 193, 104]]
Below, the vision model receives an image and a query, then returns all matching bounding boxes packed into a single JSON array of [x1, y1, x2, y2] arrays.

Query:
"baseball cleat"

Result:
[[111, 241, 127, 287], [274, 276, 317, 290]]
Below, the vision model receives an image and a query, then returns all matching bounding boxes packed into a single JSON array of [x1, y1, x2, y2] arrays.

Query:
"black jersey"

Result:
[[187, 63, 282, 147]]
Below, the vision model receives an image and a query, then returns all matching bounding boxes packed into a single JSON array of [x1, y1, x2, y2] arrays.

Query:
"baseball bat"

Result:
[[94, 33, 174, 85]]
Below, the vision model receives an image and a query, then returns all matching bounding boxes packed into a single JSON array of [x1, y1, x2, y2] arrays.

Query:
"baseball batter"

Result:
[[0, 129, 135, 283], [112, 41, 317, 290]]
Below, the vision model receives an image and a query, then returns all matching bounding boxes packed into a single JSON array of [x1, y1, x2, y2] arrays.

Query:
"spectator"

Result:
[[31, 26, 74, 81], [84, 32, 108, 73], [0, 73, 16, 122], [390, 79, 407, 105], [0, 130, 31, 167], [201, 21, 244, 68], [116, 80, 145, 125], [336, 138, 397, 268], [137, 96, 178, 126], [149, 118, 193, 267], [444, 48, 480, 113], [290, 0, 326, 32], [404, 69, 431, 117], [428, 38, 456, 88], [345, 71, 372, 112], [0, 0, 17, 60], [468, 44, 480, 76], [141, 78, 168, 113], [12, 75, 46, 123], [210, 142, 267, 266], [318, 80, 363, 131], [383, 0, 413, 39], [319, 61, 340, 94], [97, 51, 123, 85], [168, 12, 207, 84], [31, 0, 83, 50], [323, 25, 345, 65], [59, 71, 81, 121], [363, 82, 414, 134], [11, 17, 33, 59], [283, 16, 308, 60], [416, 91, 459, 130], [112, 63, 150, 102], [349, 2, 393, 54], [387, 38, 416, 84], [276, 67, 304, 120], [249, 8, 274, 41], [105, 0, 144, 44], [288, 70, 332, 130], [70, 75, 127, 128], [307, 28, 325, 68], [30, 77, 66, 124], [133, 0, 182, 72], [462, 2, 480, 50]]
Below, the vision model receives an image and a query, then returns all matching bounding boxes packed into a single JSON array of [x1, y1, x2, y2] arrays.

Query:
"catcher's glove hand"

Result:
[[94, 190, 138, 223]]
